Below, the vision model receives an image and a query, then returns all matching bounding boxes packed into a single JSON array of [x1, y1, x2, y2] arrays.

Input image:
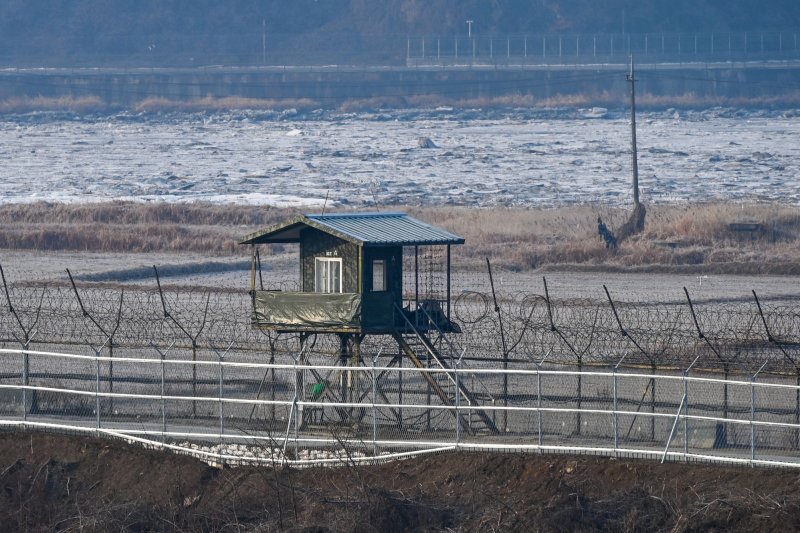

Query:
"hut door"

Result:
[[314, 257, 342, 293]]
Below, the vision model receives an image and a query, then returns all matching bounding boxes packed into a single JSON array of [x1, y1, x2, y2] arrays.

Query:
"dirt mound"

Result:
[[2, 431, 800, 531]]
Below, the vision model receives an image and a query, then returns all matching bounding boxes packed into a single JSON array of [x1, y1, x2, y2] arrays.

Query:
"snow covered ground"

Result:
[[2, 107, 799, 208]]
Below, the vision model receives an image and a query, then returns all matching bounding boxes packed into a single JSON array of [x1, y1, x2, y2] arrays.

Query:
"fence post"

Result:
[[681, 355, 701, 462], [683, 370, 689, 459], [372, 354, 378, 457], [612, 367, 618, 456], [2, 263, 45, 422], [95, 353, 101, 432], [154, 267, 210, 420], [750, 360, 768, 466], [398, 348, 403, 429], [219, 353, 224, 438], [796, 372, 800, 450], [454, 361, 460, 445], [537, 365, 542, 449], [750, 374, 756, 465], [21, 350, 27, 422], [486, 259, 508, 432], [150, 341, 175, 442], [66, 271, 124, 420], [294, 356, 300, 459], [577, 361, 582, 436], [161, 350, 166, 442]]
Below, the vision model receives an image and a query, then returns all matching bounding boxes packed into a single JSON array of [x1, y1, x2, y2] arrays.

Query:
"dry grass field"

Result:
[[0, 201, 798, 274], [3, 91, 800, 114]]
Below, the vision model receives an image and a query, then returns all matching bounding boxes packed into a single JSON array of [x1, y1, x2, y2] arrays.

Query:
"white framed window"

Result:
[[314, 257, 342, 293], [372, 260, 387, 292]]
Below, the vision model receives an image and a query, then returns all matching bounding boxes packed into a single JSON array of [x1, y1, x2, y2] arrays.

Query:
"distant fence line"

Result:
[[0, 30, 797, 69], [407, 31, 800, 66]]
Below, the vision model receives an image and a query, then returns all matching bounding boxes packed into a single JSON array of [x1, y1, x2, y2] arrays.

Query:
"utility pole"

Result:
[[262, 19, 266, 65], [627, 55, 640, 206], [606, 55, 645, 245], [466, 20, 473, 38]]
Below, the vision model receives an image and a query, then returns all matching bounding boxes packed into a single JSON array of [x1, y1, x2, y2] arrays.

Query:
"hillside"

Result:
[[1, 1, 799, 66]]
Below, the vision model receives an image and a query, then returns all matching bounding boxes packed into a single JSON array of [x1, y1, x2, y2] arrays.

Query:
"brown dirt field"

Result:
[[1, 432, 800, 532]]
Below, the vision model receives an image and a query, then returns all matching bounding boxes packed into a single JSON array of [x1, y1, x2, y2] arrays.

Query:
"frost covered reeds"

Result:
[[0, 96, 106, 114], [135, 96, 319, 112], [4, 91, 800, 115]]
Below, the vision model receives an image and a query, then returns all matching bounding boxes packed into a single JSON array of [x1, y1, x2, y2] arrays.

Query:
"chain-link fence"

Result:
[[2, 264, 800, 467], [1, 349, 799, 468]]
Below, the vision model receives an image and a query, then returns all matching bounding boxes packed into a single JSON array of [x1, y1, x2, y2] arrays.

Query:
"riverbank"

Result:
[[1, 431, 798, 532]]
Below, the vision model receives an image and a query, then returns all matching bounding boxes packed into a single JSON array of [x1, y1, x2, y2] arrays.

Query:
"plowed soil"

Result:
[[1, 432, 800, 532]]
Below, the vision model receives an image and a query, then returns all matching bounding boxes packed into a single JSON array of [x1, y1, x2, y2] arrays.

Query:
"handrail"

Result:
[[415, 303, 497, 404], [393, 303, 466, 403], [0, 346, 799, 468]]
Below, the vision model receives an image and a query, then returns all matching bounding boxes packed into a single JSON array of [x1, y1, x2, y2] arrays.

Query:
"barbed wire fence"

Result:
[[1, 262, 800, 467]]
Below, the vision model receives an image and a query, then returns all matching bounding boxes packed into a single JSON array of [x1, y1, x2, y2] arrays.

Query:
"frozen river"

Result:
[[2, 107, 799, 207]]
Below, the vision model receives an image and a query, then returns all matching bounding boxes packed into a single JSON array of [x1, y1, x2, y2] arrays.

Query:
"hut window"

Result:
[[315, 257, 342, 293], [372, 260, 386, 292]]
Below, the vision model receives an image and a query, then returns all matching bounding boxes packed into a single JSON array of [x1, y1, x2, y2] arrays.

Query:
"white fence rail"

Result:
[[1, 347, 799, 468]]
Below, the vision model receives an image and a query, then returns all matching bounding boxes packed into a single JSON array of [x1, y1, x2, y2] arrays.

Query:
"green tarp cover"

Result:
[[253, 291, 361, 328]]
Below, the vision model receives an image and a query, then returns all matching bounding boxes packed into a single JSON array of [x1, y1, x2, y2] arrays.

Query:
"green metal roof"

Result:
[[240, 212, 464, 246]]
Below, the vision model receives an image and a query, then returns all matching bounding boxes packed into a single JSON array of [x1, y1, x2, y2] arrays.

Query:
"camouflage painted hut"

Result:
[[240, 212, 463, 334]]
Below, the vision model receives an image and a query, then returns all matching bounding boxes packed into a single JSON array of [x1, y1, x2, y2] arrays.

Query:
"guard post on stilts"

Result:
[[241, 212, 499, 440]]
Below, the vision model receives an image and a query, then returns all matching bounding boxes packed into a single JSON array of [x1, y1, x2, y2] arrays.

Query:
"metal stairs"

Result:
[[392, 314, 499, 436]]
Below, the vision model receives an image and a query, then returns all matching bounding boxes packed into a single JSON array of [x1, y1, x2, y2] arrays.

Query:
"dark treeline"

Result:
[[1, 1, 799, 66]]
